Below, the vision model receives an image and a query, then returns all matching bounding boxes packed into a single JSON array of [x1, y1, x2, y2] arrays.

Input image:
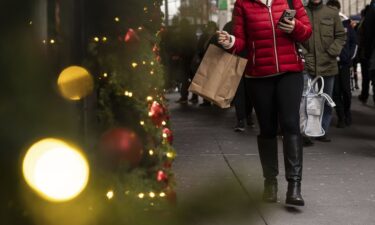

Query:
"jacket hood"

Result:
[[308, 0, 323, 9]]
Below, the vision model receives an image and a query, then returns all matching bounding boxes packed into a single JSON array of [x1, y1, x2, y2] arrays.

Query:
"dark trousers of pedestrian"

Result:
[[333, 64, 352, 126], [246, 72, 304, 184], [234, 77, 253, 122], [359, 59, 374, 101]]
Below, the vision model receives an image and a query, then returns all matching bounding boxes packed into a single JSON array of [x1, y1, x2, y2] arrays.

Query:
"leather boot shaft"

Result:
[[283, 134, 303, 182]]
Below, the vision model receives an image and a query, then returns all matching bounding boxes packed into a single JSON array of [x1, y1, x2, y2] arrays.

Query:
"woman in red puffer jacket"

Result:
[[218, 0, 312, 206]]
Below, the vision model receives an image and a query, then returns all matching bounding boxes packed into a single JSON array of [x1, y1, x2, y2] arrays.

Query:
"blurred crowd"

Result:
[[159, 0, 375, 137]]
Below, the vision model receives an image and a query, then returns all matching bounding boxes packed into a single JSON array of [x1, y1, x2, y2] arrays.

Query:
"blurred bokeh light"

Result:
[[57, 66, 94, 101], [22, 138, 90, 202]]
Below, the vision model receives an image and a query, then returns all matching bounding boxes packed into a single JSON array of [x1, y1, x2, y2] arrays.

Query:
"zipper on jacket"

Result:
[[252, 41, 256, 65], [267, 6, 280, 73]]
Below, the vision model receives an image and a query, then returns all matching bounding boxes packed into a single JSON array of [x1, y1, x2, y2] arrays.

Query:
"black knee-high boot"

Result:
[[283, 134, 305, 206], [257, 136, 278, 202]]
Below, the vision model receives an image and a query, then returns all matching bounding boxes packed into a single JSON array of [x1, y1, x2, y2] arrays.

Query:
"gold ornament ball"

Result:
[[57, 66, 94, 101]]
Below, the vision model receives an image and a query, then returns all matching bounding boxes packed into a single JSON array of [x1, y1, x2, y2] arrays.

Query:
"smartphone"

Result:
[[278, 9, 296, 24]]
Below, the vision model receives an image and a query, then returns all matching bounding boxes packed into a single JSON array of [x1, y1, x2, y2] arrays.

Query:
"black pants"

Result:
[[333, 64, 352, 121], [360, 59, 374, 100], [234, 77, 253, 121], [246, 72, 303, 138]]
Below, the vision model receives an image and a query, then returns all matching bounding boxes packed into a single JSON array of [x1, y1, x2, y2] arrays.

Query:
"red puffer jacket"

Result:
[[230, 0, 312, 77]]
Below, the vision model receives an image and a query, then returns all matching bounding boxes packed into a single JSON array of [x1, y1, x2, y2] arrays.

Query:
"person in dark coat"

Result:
[[175, 19, 197, 104], [358, 5, 374, 104], [221, 21, 255, 131], [327, 0, 358, 127], [190, 21, 218, 106], [362, 0, 375, 105]]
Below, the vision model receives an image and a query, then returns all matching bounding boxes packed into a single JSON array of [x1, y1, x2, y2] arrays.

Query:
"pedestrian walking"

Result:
[[190, 22, 219, 107], [362, 0, 375, 105], [218, 0, 312, 206], [327, 0, 358, 128], [221, 21, 255, 132], [175, 19, 197, 104], [357, 5, 373, 104], [300, 0, 346, 142]]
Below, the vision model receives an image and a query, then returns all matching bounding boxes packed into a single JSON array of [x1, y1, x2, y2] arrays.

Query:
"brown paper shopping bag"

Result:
[[188, 44, 248, 108]]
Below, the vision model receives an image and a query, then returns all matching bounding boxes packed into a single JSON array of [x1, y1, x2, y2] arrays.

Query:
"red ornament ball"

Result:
[[124, 28, 140, 43], [99, 127, 143, 167], [149, 101, 168, 126], [157, 170, 168, 182], [162, 128, 173, 144]]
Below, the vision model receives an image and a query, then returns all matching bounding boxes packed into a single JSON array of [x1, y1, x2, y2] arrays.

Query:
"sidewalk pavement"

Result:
[[168, 92, 375, 225]]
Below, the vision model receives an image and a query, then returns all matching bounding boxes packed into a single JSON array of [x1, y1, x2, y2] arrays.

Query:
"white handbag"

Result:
[[300, 76, 336, 137]]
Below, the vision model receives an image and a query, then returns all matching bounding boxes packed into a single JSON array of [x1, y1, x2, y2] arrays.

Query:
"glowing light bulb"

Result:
[[138, 193, 145, 199], [148, 150, 154, 155], [50, 39, 55, 44], [146, 96, 153, 101], [132, 62, 138, 68], [159, 192, 166, 197], [106, 190, 114, 199], [162, 121, 167, 126], [114, 17, 120, 22], [94, 37, 99, 42], [140, 121, 145, 126], [149, 192, 155, 198], [103, 73, 108, 78], [166, 152, 174, 159], [102, 37, 107, 42]]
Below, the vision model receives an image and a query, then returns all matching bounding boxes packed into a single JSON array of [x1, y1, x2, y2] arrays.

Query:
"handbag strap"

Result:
[[307, 76, 324, 95], [287, 0, 294, 9]]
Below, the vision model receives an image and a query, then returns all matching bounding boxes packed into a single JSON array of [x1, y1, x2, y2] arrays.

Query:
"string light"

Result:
[[50, 39, 55, 44], [42, 40, 46, 44], [102, 37, 108, 42], [138, 27, 143, 31], [161, 121, 167, 126], [125, 190, 130, 195], [162, 133, 168, 138], [148, 150, 154, 155], [166, 152, 175, 159], [149, 192, 156, 198], [103, 73, 108, 78], [142, 61, 146, 65], [159, 192, 166, 197], [150, 61, 155, 66], [106, 190, 114, 200], [132, 62, 138, 68], [114, 17, 120, 22], [150, 70, 154, 75], [146, 96, 153, 101], [140, 121, 145, 126], [29, 21, 33, 25], [124, 91, 133, 97], [94, 37, 99, 42], [138, 193, 145, 199]]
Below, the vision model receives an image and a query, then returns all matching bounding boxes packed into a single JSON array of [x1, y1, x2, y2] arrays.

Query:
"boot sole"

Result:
[[285, 199, 305, 206]]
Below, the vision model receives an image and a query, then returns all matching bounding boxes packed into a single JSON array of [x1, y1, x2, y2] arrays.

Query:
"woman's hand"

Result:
[[279, 18, 296, 34], [217, 31, 233, 49]]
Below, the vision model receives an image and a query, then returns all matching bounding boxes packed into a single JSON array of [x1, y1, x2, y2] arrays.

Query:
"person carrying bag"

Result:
[[218, 0, 312, 206]]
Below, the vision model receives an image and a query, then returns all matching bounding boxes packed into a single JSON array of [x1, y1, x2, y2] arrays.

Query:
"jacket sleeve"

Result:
[[326, 13, 346, 57], [228, 0, 247, 53], [290, 0, 312, 43], [348, 26, 358, 60]]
